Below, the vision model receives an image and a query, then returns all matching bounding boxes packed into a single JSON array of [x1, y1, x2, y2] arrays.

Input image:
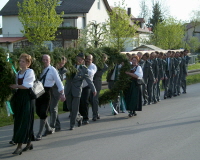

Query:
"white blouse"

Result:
[[135, 66, 143, 79], [40, 65, 64, 92], [17, 69, 35, 88]]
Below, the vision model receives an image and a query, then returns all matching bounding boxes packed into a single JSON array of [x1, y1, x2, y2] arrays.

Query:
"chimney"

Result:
[[127, 8, 131, 16]]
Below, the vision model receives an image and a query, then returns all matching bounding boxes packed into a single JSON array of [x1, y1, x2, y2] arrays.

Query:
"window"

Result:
[[97, 0, 100, 10], [57, 1, 63, 6]]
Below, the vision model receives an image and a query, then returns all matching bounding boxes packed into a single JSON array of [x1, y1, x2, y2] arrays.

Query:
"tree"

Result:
[[150, 1, 164, 31], [18, 0, 64, 46], [107, 1, 138, 51], [138, 0, 149, 22], [77, 22, 109, 48], [149, 17, 185, 50], [188, 37, 200, 53]]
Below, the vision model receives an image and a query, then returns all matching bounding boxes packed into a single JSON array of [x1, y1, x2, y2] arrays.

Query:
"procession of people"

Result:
[[8, 49, 190, 155]]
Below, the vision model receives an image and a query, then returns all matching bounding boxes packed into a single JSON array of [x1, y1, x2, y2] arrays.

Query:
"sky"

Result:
[[0, 0, 200, 27], [107, 0, 200, 22]]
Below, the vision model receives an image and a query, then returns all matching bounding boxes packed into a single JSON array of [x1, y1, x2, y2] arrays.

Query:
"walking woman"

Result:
[[9, 53, 35, 155], [125, 55, 143, 117]]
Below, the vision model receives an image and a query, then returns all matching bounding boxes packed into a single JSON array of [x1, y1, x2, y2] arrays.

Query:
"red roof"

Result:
[[0, 37, 27, 43]]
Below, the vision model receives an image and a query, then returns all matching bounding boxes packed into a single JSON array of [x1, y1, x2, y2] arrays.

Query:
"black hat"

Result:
[[77, 53, 85, 59]]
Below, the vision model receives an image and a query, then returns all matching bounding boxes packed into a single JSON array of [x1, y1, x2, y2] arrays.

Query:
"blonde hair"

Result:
[[19, 53, 32, 67]]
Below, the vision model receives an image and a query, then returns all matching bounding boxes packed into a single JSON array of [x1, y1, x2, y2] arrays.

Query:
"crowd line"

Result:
[[7, 49, 190, 155]]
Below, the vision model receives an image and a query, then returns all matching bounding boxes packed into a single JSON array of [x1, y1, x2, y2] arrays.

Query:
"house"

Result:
[[123, 9, 152, 52], [184, 22, 200, 43], [0, 0, 111, 51]]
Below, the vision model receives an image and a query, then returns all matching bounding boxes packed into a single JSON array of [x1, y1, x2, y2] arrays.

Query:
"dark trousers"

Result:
[[90, 90, 100, 118], [147, 80, 154, 103], [79, 86, 91, 121], [156, 79, 161, 101], [181, 74, 187, 92], [164, 72, 173, 97], [142, 81, 148, 104], [36, 87, 51, 119]]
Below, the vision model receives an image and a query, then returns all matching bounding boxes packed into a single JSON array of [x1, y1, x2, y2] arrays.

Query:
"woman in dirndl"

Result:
[[125, 55, 143, 117], [9, 53, 35, 155]]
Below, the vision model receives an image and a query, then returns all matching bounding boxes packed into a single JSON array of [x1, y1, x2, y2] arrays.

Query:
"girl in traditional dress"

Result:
[[9, 53, 35, 155], [125, 55, 143, 117]]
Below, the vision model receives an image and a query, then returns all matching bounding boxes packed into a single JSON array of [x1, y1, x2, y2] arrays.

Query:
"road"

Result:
[[0, 83, 200, 160]]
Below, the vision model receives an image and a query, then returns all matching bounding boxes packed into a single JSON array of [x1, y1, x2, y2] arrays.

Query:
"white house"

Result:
[[0, 0, 112, 51]]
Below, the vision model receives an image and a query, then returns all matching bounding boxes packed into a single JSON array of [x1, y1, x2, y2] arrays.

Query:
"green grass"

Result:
[[188, 63, 200, 70]]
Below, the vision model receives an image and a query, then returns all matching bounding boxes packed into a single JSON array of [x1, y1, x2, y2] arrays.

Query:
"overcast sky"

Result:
[[1, 0, 200, 27]]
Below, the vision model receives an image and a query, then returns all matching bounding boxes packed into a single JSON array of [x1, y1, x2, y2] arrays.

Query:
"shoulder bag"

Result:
[[29, 69, 49, 99]]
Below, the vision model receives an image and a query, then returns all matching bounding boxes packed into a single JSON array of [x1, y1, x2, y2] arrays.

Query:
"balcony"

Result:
[[55, 27, 80, 40]]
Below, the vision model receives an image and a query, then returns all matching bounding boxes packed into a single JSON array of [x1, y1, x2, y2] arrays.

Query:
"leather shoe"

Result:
[[182, 91, 186, 94], [92, 117, 97, 121], [55, 128, 61, 132], [148, 102, 152, 105], [22, 144, 33, 152], [164, 96, 167, 99], [35, 135, 42, 141], [83, 120, 89, 125], [143, 102, 147, 106], [97, 115, 100, 119], [12, 148, 23, 155], [42, 128, 55, 137], [9, 140, 16, 145], [69, 127, 74, 130]]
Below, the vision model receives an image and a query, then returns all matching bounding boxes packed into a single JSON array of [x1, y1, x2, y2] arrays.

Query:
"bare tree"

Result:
[[138, 0, 149, 21]]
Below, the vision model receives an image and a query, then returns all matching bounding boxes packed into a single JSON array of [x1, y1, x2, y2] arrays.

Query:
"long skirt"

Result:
[[125, 79, 142, 111], [11, 89, 34, 144]]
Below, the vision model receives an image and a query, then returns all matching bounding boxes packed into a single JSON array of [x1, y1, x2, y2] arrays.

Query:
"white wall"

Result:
[[2, 16, 23, 37], [86, 0, 109, 24]]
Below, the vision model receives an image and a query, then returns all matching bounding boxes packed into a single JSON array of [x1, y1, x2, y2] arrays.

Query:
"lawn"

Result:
[[188, 63, 200, 70]]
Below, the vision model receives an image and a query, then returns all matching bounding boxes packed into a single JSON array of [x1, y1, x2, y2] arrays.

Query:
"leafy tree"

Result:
[[107, 1, 138, 51], [188, 37, 200, 53], [77, 22, 109, 48], [150, 17, 185, 49], [150, 1, 164, 31], [18, 0, 64, 46]]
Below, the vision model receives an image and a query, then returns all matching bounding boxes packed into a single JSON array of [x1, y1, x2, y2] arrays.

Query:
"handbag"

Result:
[[137, 78, 145, 85], [29, 80, 45, 99], [29, 68, 49, 99]]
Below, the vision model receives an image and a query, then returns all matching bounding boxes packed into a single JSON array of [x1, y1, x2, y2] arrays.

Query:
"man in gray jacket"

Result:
[[141, 52, 155, 105], [65, 53, 96, 130]]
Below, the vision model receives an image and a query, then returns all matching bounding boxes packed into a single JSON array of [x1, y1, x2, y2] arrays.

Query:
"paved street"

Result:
[[1, 83, 200, 160]]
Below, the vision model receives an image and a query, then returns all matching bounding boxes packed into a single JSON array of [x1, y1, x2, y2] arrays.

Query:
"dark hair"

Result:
[[143, 52, 150, 58]]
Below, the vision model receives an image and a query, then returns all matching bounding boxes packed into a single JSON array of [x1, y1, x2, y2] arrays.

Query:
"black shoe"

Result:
[[92, 117, 97, 121], [164, 96, 167, 99], [133, 112, 137, 116], [9, 140, 16, 145], [83, 120, 89, 125], [42, 129, 55, 137], [182, 91, 186, 94], [153, 101, 157, 104], [97, 115, 100, 119], [173, 94, 177, 97], [55, 128, 61, 132], [22, 144, 33, 152], [128, 113, 133, 117], [143, 102, 147, 106], [35, 135, 42, 141], [148, 102, 152, 105], [69, 127, 74, 130], [178, 93, 181, 96], [12, 148, 23, 155]]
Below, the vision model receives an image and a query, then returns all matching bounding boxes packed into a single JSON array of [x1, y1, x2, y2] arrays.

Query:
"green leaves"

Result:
[[18, 0, 64, 46]]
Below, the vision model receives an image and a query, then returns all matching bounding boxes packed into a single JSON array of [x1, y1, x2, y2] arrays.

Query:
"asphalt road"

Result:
[[1, 83, 200, 160]]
